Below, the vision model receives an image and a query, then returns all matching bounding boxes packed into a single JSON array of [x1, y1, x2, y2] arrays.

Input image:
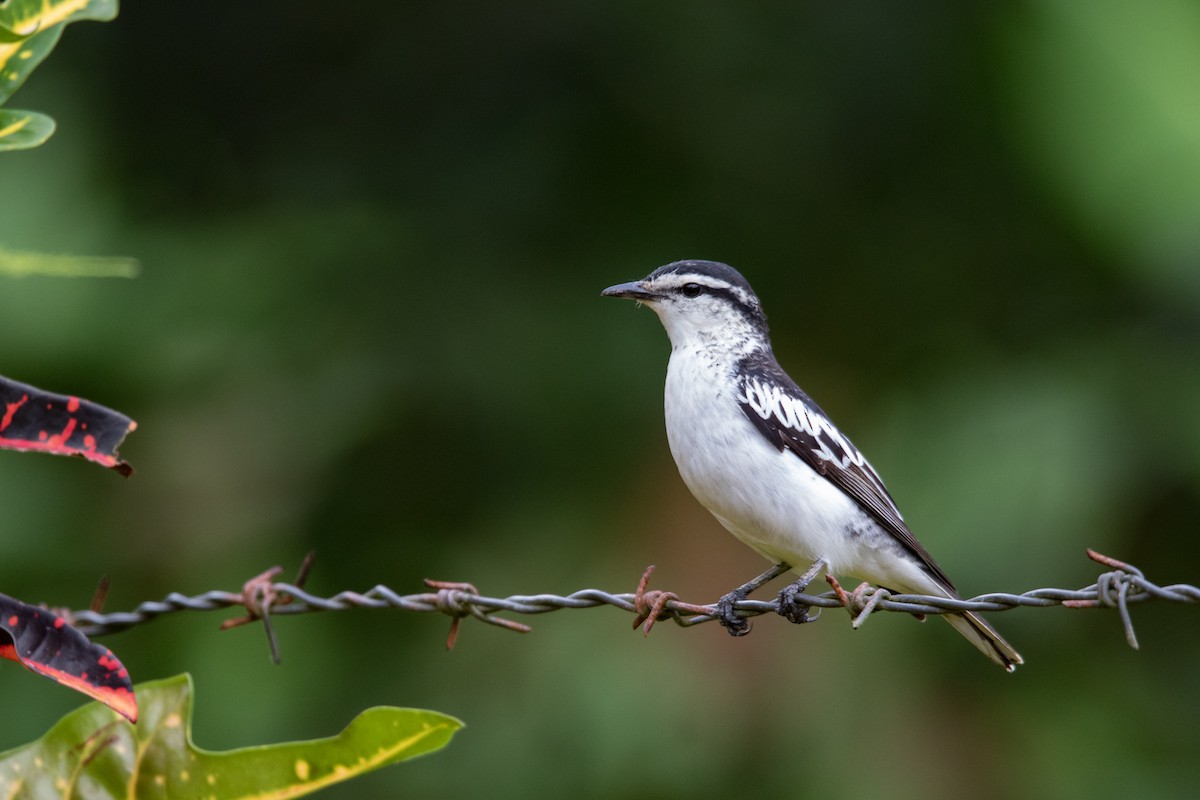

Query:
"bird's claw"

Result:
[[714, 591, 752, 636], [776, 582, 814, 624]]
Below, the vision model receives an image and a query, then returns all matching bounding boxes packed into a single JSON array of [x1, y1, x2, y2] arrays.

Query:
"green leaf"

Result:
[[0, 0, 118, 107], [0, 674, 463, 799], [0, 21, 34, 44], [0, 108, 55, 150]]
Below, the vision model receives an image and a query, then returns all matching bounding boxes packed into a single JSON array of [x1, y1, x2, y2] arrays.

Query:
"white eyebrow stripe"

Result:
[[652, 274, 734, 292], [650, 274, 759, 310]]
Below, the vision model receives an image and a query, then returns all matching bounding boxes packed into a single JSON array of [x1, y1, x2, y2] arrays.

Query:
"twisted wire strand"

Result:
[[64, 551, 1198, 652]]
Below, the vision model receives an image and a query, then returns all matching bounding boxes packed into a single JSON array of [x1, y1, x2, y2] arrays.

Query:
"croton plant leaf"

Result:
[[0, 592, 136, 722], [0, 674, 463, 799], [0, 0, 118, 150], [0, 374, 136, 475]]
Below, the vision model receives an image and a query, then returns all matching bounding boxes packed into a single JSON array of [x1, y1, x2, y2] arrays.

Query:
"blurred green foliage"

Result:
[[1, 2, 1198, 799], [0, 244, 136, 277]]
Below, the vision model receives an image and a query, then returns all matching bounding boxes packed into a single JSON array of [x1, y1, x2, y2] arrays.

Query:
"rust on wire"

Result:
[[64, 550, 1199, 661], [219, 554, 317, 663], [89, 576, 110, 614], [424, 578, 533, 650], [630, 565, 710, 635], [219, 565, 284, 663], [1060, 549, 1149, 648]]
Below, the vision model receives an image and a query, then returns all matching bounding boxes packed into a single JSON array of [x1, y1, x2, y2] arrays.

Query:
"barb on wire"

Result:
[[62, 549, 1199, 660]]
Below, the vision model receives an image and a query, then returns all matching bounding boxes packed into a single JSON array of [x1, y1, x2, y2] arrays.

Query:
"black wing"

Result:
[[735, 353, 954, 591]]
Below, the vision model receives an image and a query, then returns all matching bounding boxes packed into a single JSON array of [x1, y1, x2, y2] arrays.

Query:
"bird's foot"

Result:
[[712, 561, 794, 636], [776, 582, 814, 624], [714, 588, 752, 636], [774, 557, 829, 625]]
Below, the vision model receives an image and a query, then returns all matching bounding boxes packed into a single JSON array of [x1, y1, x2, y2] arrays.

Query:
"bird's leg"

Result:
[[776, 558, 828, 624], [714, 562, 791, 636]]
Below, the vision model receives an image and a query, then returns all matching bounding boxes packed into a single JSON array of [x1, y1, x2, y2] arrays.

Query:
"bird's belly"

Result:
[[664, 373, 921, 588]]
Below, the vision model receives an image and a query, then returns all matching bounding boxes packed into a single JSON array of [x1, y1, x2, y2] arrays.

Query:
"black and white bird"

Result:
[[603, 259, 1022, 671]]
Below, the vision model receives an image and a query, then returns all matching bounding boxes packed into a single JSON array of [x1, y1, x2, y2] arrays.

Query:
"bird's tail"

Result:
[[943, 611, 1023, 672]]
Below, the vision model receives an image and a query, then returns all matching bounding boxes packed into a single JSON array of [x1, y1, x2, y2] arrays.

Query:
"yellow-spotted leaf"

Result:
[[0, 20, 34, 44], [0, 108, 54, 150], [0, 0, 118, 109], [0, 674, 463, 799]]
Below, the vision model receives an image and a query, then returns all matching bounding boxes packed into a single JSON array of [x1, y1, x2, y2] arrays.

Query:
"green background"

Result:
[[3, 2, 1200, 798]]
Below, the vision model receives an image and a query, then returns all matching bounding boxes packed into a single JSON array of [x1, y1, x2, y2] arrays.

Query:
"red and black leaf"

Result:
[[0, 374, 136, 475], [0, 592, 137, 722]]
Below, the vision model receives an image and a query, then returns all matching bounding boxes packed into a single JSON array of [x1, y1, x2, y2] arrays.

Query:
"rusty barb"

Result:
[[422, 579, 533, 650], [218, 551, 318, 663], [630, 565, 712, 635], [1062, 549, 1159, 649], [64, 549, 1198, 661]]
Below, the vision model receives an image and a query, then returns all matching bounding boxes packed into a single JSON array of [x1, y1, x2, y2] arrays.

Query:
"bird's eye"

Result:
[[681, 283, 704, 298]]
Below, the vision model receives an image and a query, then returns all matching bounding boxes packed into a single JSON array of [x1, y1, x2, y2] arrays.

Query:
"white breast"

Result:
[[661, 345, 936, 593]]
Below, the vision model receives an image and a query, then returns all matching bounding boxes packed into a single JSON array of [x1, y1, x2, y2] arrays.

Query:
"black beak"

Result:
[[601, 281, 661, 301]]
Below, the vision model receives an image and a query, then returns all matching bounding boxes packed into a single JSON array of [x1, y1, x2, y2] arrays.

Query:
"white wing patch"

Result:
[[739, 378, 867, 472], [737, 376, 904, 523]]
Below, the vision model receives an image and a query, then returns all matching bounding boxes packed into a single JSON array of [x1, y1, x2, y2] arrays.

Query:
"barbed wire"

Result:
[[62, 550, 1199, 660]]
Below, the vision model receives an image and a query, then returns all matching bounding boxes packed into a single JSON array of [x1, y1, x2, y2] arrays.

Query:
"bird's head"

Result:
[[602, 260, 769, 350]]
